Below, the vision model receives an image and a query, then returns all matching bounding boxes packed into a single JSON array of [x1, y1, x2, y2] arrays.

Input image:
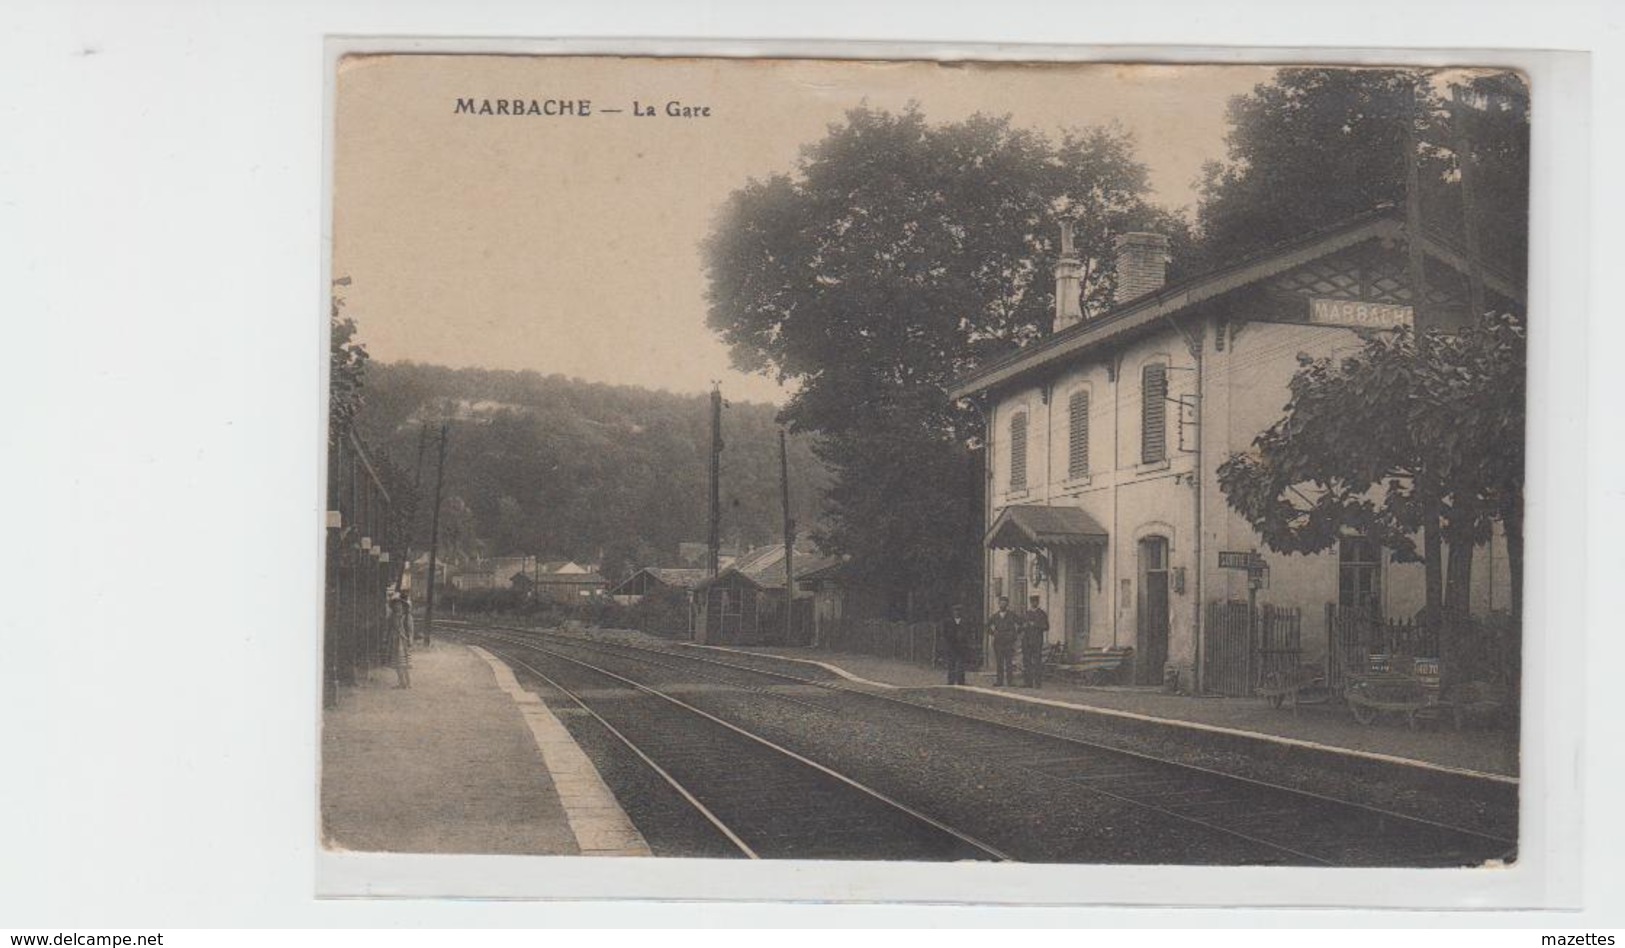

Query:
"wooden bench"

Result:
[[1053, 648, 1134, 685], [1257, 665, 1331, 712]]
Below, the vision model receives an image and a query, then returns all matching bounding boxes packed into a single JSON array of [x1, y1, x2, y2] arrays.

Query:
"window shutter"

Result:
[[1142, 363, 1167, 464], [1068, 390, 1090, 478], [1009, 411, 1028, 490]]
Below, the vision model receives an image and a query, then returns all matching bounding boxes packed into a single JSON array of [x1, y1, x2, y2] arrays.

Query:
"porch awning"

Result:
[[984, 504, 1108, 551]]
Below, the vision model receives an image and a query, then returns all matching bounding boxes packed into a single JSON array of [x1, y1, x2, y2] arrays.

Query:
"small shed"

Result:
[[694, 568, 766, 644], [796, 558, 889, 646]]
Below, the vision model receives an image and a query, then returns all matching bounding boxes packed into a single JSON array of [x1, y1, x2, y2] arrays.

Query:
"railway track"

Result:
[[472, 633, 1009, 862], [454, 621, 1516, 866]]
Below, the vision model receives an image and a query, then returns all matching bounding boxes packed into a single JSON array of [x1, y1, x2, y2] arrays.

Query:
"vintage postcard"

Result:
[[321, 48, 1529, 900]]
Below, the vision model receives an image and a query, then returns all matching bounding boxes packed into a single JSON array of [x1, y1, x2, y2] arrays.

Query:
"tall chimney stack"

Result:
[[1053, 220, 1084, 332], [1114, 232, 1171, 304]]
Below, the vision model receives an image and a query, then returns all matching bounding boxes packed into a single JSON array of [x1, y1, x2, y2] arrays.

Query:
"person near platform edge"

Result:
[[1022, 594, 1049, 688], [939, 604, 974, 686], [388, 590, 413, 689], [988, 596, 1022, 687]]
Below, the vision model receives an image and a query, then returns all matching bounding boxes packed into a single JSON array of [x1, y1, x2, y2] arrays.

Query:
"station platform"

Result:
[[320, 642, 648, 856], [690, 644, 1520, 780]]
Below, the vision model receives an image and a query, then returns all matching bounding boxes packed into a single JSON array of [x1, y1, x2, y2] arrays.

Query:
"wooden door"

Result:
[[1137, 537, 1170, 684]]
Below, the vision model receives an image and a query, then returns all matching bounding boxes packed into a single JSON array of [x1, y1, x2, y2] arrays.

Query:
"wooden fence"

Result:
[[1324, 605, 1439, 692], [1203, 600, 1302, 697], [815, 617, 955, 667]]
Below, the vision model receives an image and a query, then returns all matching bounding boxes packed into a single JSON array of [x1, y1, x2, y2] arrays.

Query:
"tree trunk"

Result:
[[1445, 538, 1474, 617], [1442, 537, 1475, 689], [1503, 491, 1523, 621], [1421, 507, 1451, 686], [1422, 513, 1443, 627]]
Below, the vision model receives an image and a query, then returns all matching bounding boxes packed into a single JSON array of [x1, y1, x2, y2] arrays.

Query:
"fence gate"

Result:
[[1203, 600, 1302, 696], [1324, 605, 1437, 692]]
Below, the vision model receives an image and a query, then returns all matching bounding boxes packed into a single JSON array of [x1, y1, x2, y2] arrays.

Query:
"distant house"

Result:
[[526, 565, 608, 602], [538, 560, 589, 575], [608, 567, 709, 605], [449, 555, 601, 597], [677, 541, 739, 571], [404, 552, 450, 594], [694, 544, 838, 645]]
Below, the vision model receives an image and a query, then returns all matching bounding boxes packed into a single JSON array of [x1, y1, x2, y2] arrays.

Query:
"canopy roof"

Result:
[[984, 505, 1108, 551]]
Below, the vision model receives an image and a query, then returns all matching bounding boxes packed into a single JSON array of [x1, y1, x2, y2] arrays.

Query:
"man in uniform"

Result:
[[938, 604, 974, 686], [1022, 594, 1049, 688], [988, 596, 1021, 687]]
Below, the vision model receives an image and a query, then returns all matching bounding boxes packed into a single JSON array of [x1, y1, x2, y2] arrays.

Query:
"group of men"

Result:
[[937, 595, 1049, 688]]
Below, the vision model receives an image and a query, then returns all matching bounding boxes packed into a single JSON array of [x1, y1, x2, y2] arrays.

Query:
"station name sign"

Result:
[[1308, 297, 1414, 331], [1218, 551, 1268, 571]]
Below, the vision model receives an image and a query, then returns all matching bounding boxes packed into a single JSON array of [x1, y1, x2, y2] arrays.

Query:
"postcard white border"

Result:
[[317, 37, 1586, 911], [4, 0, 1609, 928]]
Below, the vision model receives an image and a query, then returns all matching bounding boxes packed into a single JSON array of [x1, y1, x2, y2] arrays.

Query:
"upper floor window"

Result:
[[1141, 363, 1168, 464], [1009, 410, 1029, 491], [1068, 389, 1090, 478]]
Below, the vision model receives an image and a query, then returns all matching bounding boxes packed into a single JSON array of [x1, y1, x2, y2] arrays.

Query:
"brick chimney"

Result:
[[1053, 220, 1084, 332], [1114, 232, 1171, 304]]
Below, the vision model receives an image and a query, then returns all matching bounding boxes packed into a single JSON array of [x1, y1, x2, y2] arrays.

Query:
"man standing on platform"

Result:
[[988, 596, 1021, 687], [939, 604, 974, 686], [1022, 594, 1049, 688]]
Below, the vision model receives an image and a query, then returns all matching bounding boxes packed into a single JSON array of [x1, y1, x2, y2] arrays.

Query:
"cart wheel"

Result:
[[1351, 703, 1377, 726], [1269, 692, 1285, 710]]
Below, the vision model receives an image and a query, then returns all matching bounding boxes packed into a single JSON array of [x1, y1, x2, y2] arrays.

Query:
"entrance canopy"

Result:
[[984, 505, 1108, 551]]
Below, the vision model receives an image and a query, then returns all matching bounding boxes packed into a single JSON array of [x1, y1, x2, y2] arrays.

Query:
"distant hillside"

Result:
[[354, 362, 831, 579]]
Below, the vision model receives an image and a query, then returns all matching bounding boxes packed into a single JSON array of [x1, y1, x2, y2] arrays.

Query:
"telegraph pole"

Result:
[[1449, 84, 1489, 321], [779, 427, 795, 643], [399, 419, 430, 590], [423, 421, 449, 647], [707, 383, 723, 578], [1405, 77, 1444, 639]]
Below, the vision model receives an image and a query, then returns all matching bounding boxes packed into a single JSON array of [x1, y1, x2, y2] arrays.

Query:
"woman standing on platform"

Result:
[[388, 591, 412, 689]]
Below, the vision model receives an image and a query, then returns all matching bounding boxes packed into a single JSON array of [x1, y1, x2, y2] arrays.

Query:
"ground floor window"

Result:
[[1339, 536, 1383, 617]]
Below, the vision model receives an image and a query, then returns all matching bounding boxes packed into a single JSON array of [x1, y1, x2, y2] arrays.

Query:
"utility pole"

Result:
[[1405, 78, 1444, 643], [400, 419, 430, 591], [423, 421, 450, 647], [707, 383, 723, 578], [779, 427, 795, 643], [1449, 84, 1489, 322]]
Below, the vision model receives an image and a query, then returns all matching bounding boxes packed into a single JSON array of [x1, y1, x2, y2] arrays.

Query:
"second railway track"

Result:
[[455, 622, 1516, 866]]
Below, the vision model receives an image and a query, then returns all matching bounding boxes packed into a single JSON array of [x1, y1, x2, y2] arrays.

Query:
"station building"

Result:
[[947, 209, 1522, 692]]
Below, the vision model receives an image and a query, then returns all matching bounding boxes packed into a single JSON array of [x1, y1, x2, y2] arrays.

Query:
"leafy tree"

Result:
[[1196, 68, 1528, 281], [329, 282, 370, 444], [1216, 312, 1525, 685], [704, 105, 1185, 614]]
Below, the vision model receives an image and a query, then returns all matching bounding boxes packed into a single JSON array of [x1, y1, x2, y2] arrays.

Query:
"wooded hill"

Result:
[[354, 362, 830, 581]]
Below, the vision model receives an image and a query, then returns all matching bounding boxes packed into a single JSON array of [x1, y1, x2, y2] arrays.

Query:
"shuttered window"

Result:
[[1142, 363, 1167, 464], [1068, 390, 1090, 478], [1009, 410, 1028, 491]]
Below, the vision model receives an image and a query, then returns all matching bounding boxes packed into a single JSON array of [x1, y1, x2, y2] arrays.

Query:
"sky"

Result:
[[333, 56, 1276, 405]]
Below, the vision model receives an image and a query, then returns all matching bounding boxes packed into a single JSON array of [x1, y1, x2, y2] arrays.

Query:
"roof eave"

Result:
[[948, 217, 1404, 401]]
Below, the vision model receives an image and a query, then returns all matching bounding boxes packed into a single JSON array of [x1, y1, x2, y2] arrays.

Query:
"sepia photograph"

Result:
[[321, 52, 1528, 876]]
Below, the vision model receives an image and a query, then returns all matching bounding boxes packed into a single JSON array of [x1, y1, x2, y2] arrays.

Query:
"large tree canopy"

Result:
[[1217, 311, 1526, 683], [1196, 68, 1529, 281], [704, 105, 1187, 611]]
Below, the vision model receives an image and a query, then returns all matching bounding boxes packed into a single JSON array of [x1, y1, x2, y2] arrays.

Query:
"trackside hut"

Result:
[[694, 545, 837, 645], [947, 210, 1521, 692]]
